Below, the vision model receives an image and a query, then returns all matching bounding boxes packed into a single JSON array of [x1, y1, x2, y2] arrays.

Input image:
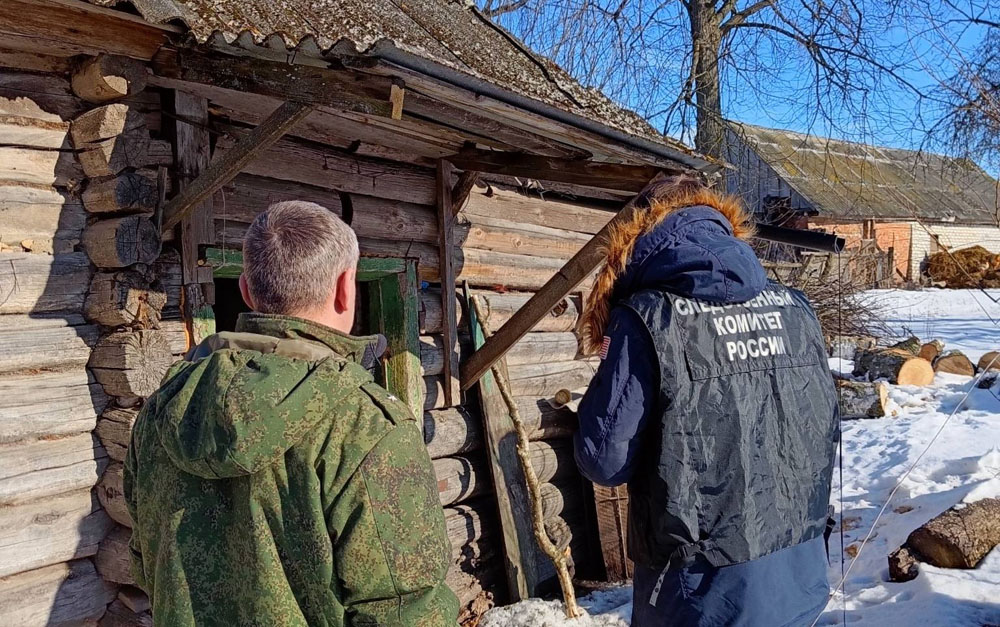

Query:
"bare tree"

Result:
[[480, 0, 929, 159]]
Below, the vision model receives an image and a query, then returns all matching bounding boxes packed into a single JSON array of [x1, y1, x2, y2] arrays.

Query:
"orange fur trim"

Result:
[[580, 189, 754, 355]]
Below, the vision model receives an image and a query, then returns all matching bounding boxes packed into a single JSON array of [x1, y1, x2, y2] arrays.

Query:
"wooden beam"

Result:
[[161, 100, 313, 234], [464, 283, 541, 600], [450, 170, 479, 216], [448, 148, 670, 192], [460, 174, 667, 390], [152, 47, 392, 117], [437, 161, 460, 406]]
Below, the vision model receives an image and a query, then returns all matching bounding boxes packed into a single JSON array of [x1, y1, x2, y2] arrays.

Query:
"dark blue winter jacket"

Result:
[[574, 205, 831, 626]]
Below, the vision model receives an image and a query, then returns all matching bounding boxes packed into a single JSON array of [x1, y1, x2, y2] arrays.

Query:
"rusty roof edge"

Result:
[[370, 40, 720, 173]]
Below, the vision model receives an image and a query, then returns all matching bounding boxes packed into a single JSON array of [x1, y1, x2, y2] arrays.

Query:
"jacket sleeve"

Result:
[[574, 305, 660, 487], [333, 422, 459, 626]]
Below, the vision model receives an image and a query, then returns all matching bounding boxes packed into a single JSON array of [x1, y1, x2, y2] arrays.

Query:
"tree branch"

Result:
[[483, 0, 530, 18], [721, 0, 775, 31]]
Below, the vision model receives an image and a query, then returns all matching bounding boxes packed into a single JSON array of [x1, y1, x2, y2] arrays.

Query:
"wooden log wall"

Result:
[[208, 147, 614, 615]]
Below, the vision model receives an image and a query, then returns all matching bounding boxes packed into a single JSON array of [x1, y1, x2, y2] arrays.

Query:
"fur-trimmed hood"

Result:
[[581, 189, 766, 354]]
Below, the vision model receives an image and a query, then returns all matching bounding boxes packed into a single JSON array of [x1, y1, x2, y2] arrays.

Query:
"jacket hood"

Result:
[[581, 189, 766, 353], [152, 314, 378, 479]]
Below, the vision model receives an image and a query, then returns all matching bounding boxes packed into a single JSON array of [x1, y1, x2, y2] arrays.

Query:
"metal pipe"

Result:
[[754, 223, 845, 253]]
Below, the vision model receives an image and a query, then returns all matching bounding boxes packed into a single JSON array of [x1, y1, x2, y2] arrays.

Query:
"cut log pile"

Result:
[[889, 498, 1000, 582]]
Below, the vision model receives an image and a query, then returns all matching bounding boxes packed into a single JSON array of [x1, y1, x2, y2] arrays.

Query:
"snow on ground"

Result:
[[481, 289, 1000, 627]]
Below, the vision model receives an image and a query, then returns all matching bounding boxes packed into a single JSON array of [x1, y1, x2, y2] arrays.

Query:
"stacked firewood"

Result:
[[832, 335, 992, 418]]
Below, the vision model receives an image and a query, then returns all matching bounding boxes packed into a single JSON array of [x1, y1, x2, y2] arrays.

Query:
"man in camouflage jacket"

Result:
[[124, 201, 459, 626]]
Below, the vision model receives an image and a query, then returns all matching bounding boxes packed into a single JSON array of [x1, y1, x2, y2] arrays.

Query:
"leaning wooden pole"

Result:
[[460, 173, 667, 390], [471, 295, 582, 619]]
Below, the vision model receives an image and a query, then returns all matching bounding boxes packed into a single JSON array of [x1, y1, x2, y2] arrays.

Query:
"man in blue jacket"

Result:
[[575, 175, 838, 627]]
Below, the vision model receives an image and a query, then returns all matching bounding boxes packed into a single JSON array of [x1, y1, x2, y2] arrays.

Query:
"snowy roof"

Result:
[[85, 0, 705, 168], [732, 123, 1000, 225]]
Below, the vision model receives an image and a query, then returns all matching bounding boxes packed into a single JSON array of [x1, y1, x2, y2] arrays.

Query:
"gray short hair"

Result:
[[242, 201, 359, 314]]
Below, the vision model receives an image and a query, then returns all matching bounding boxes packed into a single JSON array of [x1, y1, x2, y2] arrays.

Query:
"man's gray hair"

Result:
[[242, 201, 359, 314]]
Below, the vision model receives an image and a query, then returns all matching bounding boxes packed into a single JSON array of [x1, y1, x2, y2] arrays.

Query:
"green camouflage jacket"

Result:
[[124, 313, 459, 626]]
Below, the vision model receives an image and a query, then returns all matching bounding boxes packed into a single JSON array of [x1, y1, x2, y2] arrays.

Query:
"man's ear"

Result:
[[334, 268, 355, 314], [238, 274, 255, 310]]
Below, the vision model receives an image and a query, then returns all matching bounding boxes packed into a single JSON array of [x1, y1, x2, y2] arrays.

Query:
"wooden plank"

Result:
[[449, 149, 663, 193], [211, 134, 436, 206], [172, 90, 216, 347], [593, 484, 633, 581], [451, 171, 479, 216], [460, 214, 592, 260], [465, 284, 540, 600], [463, 185, 617, 235], [161, 100, 314, 233], [458, 248, 594, 292], [0, 559, 117, 627], [460, 175, 664, 389], [0, 488, 112, 578], [0, 0, 172, 61], [437, 161, 460, 406], [0, 146, 81, 188], [153, 47, 391, 117]]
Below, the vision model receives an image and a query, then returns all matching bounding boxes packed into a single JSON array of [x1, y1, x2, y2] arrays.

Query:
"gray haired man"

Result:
[[125, 202, 459, 626]]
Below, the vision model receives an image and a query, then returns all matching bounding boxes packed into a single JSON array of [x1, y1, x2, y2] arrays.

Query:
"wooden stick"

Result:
[[451, 171, 479, 216], [161, 101, 313, 234], [470, 295, 582, 619], [437, 160, 460, 405], [461, 173, 666, 390]]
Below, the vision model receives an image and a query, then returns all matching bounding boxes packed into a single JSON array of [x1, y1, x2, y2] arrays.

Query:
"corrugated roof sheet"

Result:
[[86, 0, 684, 154], [732, 123, 1000, 224]]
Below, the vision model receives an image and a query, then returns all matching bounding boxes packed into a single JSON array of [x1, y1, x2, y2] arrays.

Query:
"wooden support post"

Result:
[[437, 160, 460, 406], [171, 91, 216, 347], [368, 261, 424, 422], [461, 174, 666, 390], [464, 283, 540, 600], [161, 100, 313, 234]]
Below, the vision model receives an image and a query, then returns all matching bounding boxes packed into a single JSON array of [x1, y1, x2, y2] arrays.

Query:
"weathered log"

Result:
[[888, 545, 920, 582], [0, 315, 99, 374], [0, 146, 82, 188], [71, 54, 147, 103], [829, 335, 877, 361], [85, 269, 166, 327], [891, 336, 922, 355], [434, 441, 574, 507], [70, 103, 146, 146], [424, 376, 447, 411], [97, 462, 131, 528], [933, 350, 975, 377], [463, 186, 616, 235], [977, 351, 1000, 373], [155, 249, 182, 314], [918, 340, 945, 363], [117, 587, 151, 614], [100, 600, 153, 627], [0, 559, 117, 627], [853, 349, 934, 386], [459, 214, 591, 260], [508, 360, 597, 397], [82, 170, 158, 214], [95, 525, 134, 585], [82, 215, 160, 268], [422, 332, 579, 377], [0, 368, 107, 444], [0, 489, 112, 577], [836, 380, 890, 418], [0, 433, 106, 506], [89, 329, 174, 398], [0, 72, 75, 149], [78, 128, 152, 177], [458, 248, 595, 292], [0, 252, 91, 314], [420, 289, 580, 335], [0, 186, 86, 254], [213, 135, 436, 205], [423, 401, 575, 460], [159, 318, 189, 356], [96, 407, 138, 462], [909, 498, 1000, 569]]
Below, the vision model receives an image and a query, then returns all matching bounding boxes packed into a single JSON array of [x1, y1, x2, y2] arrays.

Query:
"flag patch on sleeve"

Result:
[[599, 336, 611, 360]]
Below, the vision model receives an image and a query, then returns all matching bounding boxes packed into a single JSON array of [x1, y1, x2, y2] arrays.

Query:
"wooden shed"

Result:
[[0, 1, 715, 624]]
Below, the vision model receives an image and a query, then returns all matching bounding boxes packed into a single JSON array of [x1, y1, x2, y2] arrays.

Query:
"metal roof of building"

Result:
[[87, 0, 704, 167], [732, 123, 1000, 225]]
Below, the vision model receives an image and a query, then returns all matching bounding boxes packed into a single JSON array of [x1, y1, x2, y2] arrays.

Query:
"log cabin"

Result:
[[0, 1, 718, 624]]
